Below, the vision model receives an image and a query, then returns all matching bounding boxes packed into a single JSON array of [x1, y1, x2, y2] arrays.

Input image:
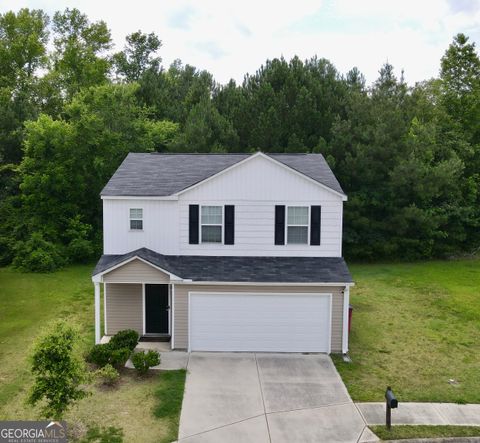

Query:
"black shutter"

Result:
[[274, 205, 285, 245], [189, 205, 199, 244], [224, 205, 235, 245], [310, 205, 321, 245]]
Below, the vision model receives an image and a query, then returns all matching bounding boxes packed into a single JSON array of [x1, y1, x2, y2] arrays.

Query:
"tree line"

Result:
[[0, 8, 479, 271]]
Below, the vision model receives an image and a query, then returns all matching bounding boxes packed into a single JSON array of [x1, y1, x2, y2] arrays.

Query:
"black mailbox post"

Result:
[[385, 386, 398, 430]]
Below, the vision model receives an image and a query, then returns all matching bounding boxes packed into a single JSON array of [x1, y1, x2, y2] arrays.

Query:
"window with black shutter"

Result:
[[189, 204, 199, 244], [224, 205, 235, 245], [274, 205, 285, 245], [310, 205, 321, 245]]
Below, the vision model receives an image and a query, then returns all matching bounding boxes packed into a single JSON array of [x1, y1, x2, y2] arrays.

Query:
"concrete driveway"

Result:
[[178, 353, 373, 443]]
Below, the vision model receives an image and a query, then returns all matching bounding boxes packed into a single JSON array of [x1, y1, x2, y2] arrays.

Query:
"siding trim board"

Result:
[[142, 284, 146, 336], [104, 283, 107, 335]]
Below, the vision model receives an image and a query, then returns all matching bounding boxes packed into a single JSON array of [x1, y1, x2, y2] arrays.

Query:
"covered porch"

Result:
[[92, 254, 182, 346]]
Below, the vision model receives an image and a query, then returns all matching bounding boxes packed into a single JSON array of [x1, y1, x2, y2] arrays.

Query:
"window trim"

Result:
[[129, 208, 143, 231], [286, 205, 310, 245], [200, 205, 224, 244]]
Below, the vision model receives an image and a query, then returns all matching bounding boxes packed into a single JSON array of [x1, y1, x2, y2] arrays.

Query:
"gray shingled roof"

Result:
[[101, 153, 345, 196], [93, 248, 353, 283]]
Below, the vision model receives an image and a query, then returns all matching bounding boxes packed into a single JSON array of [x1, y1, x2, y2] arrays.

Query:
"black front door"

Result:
[[145, 284, 169, 334]]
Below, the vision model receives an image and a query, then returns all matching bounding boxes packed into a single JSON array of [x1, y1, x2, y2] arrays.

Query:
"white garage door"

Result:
[[189, 292, 332, 353]]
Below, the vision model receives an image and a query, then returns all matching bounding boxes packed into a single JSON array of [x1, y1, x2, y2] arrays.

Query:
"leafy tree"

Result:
[[12, 232, 65, 272], [50, 8, 112, 100], [28, 321, 88, 418], [138, 60, 214, 123], [0, 9, 49, 164], [0, 8, 49, 86], [173, 96, 239, 152], [440, 33, 480, 144], [16, 83, 177, 269], [113, 31, 161, 82]]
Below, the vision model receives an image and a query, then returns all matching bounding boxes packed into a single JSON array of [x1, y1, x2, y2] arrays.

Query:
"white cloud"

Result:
[[1, 0, 479, 85]]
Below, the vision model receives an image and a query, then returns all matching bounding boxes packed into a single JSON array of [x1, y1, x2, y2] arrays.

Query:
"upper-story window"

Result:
[[287, 206, 309, 244], [201, 206, 222, 243], [130, 208, 143, 230]]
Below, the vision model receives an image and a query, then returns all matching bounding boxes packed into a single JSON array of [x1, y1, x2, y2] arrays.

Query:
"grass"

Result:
[[333, 257, 480, 403], [371, 425, 480, 440], [0, 266, 186, 442], [154, 369, 187, 443]]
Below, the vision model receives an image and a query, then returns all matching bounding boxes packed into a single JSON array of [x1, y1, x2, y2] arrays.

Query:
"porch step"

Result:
[[140, 335, 171, 342]]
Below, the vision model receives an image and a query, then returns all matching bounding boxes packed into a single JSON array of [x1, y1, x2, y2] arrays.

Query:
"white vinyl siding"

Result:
[[103, 155, 344, 256], [287, 206, 309, 244], [103, 199, 178, 255], [201, 206, 223, 243], [177, 155, 343, 256]]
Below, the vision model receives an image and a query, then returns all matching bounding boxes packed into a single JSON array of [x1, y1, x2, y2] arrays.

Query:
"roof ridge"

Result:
[[143, 152, 319, 156]]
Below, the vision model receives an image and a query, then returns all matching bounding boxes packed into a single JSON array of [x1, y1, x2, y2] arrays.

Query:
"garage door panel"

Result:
[[189, 293, 331, 353]]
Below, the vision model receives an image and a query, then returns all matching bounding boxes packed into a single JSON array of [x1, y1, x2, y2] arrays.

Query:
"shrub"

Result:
[[28, 321, 88, 418], [109, 347, 131, 367], [86, 344, 130, 368], [13, 232, 65, 272], [109, 329, 139, 351], [131, 350, 160, 375], [86, 344, 111, 367], [65, 216, 94, 263], [95, 364, 120, 386]]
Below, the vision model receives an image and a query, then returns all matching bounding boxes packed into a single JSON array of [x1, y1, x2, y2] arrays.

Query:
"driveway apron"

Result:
[[178, 352, 367, 443]]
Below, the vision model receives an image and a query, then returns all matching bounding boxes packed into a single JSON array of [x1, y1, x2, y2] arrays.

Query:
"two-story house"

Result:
[[92, 152, 353, 354]]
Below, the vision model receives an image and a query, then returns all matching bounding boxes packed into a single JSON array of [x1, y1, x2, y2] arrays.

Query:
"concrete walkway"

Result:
[[177, 352, 374, 443], [124, 341, 189, 370], [357, 402, 480, 426]]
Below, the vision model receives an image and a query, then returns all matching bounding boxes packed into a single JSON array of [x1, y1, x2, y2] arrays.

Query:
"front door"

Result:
[[145, 284, 169, 334]]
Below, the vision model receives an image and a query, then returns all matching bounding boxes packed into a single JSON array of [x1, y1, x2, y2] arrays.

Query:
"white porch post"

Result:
[[342, 285, 350, 354], [94, 282, 101, 344]]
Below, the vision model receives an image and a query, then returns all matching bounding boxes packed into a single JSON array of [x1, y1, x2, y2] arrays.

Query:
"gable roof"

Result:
[[93, 248, 353, 284], [101, 152, 345, 197]]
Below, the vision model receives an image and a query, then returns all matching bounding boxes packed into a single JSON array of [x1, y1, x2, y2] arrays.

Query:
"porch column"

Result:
[[342, 285, 350, 354], [94, 282, 101, 344]]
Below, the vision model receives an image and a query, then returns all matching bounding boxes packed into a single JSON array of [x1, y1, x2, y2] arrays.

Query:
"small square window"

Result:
[[130, 208, 143, 230]]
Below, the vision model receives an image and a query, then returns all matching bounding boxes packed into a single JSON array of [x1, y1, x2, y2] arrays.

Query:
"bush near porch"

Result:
[[0, 265, 185, 443]]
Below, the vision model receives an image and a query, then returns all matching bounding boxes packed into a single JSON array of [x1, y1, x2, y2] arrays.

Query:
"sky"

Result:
[[2, 0, 480, 85]]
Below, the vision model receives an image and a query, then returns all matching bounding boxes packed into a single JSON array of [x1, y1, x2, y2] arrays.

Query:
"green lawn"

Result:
[[0, 266, 185, 442], [333, 258, 480, 403], [1, 258, 479, 439], [371, 425, 480, 440]]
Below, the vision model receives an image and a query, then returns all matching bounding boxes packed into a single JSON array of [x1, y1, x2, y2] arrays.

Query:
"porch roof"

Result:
[[93, 248, 353, 284]]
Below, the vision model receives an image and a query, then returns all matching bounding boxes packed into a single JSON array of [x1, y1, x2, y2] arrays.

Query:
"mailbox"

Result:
[[385, 386, 398, 430], [385, 387, 398, 409]]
